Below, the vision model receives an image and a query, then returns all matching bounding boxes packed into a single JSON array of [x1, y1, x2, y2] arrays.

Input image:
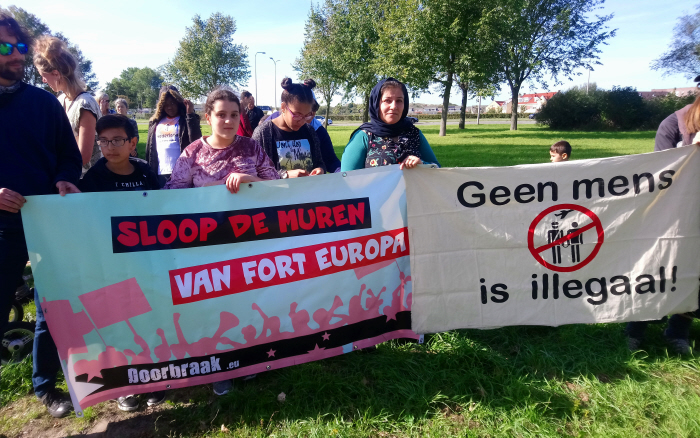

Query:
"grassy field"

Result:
[[4, 124, 699, 438]]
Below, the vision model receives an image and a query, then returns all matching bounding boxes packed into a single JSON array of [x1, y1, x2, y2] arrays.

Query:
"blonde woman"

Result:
[[95, 90, 114, 116], [33, 36, 100, 173]]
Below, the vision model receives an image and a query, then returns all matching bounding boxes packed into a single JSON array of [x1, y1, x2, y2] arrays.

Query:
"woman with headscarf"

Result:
[[341, 78, 439, 171], [145, 85, 202, 187]]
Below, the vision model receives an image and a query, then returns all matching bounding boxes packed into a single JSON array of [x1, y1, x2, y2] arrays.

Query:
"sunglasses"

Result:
[[0, 42, 28, 56]]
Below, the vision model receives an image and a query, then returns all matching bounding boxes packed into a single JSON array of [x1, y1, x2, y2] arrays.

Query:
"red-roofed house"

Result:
[[505, 92, 558, 114], [485, 100, 506, 113]]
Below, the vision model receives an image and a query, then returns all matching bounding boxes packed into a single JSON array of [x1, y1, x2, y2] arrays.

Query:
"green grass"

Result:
[[4, 124, 697, 437], [327, 124, 656, 167]]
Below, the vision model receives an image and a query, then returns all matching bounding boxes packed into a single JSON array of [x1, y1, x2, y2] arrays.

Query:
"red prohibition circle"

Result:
[[527, 203, 604, 272]]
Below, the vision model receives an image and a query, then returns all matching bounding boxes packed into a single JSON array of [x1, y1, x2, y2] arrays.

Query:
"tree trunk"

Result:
[[459, 83, 468, 130], [510, 85, 520, 131], [324, 103, 331, 129], [477, 96, 481, 125], [363, 90, 370, 123], [440, 72, 453, 137]]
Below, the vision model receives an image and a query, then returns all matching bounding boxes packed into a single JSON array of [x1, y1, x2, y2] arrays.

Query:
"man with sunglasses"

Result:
[[0, 14, 82, 418]]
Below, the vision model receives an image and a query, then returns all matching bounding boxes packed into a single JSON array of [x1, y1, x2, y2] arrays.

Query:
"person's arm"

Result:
[[53, 101, 83, 187], [225, 173, 263, 193], [654, 113, 681, 151], [253, 140, 282, 181], [417, 131, 440, 167], [0, 188, 25, 213], [129, 119, 140, 157], [252, 123, 288, 178], [77, 108, 97, 166], [308, 127, 326, 175], [77, 170, 96, 193], [163, 153, 194, 189], [340, 130, 369, 171], [184, 112, 202, 146], [238, 111, 254, 137], [145, 122, 154, 163], [146, 168, 161, 190], [316, 126, 341, 173]]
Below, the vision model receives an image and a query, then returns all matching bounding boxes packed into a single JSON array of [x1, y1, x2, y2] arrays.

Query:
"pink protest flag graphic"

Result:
[[40, 298, 94, 360], [78, 278, 152, 329], [354, 259, 395, 280]]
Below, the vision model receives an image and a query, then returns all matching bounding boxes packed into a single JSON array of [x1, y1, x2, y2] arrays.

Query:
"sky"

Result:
[[15, 0, 699, 107]]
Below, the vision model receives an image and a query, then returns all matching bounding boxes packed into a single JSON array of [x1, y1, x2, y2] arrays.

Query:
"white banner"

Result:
[[406, 146, 700, 333]]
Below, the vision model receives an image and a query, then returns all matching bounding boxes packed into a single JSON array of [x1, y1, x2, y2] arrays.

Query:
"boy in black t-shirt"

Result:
[[79, 115, 160, 193], [78, 115, 164, 410]]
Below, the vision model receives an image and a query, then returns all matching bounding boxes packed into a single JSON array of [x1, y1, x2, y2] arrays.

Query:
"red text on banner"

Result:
[[169, 228, 409, 305]]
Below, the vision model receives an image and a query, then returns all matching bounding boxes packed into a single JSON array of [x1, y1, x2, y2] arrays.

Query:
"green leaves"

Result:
[[480, 0, 616, 129], [104, 67, 163, 109], [163, 13, 250, 100], [651, 5, 700, 79], [3, 6, 99, 92]]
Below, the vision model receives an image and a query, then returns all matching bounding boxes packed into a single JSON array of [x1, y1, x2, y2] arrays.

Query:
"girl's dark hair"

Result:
[[151, 85, 186, 122], [280, 77, 316, 106], [204, 86, 240, 114], [312, 100, 320, 112]]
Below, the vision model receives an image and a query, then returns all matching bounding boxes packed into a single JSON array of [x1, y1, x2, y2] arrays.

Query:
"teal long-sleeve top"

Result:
[[340, 130, 440, 171]]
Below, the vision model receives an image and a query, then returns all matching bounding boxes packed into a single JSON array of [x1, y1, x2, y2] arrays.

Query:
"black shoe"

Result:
[[146, 391, 167, 407], [39, 390, 73, 418], [14, 283, 31, 302], [116, 395, 139, 411]]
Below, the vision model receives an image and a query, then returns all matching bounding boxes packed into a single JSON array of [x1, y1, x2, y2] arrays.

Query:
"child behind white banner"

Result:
[[549, 141, 571, 162]]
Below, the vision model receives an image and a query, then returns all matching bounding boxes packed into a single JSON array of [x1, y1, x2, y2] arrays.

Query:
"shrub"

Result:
[[600, 86, 647, 130], [644, 92, 696, 129], [537, 85, 697, 130], [536, 86, 603, 130]]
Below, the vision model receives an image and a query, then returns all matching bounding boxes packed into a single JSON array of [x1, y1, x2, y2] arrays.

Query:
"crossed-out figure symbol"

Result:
[[547, 220, 583, 264]]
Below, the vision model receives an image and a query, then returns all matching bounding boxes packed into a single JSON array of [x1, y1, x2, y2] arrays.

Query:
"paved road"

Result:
[[328, 119, 537, 127], [136, 119, 537, 127]]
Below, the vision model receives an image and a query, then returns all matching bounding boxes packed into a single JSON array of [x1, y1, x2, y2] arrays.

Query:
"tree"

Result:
[[105, 67, 163, 109], [163, 13, 250, 99], [294, 3, 344, 128], [481, 0, 616, 130], [376, 0, 495, 136], [455, 62, 500, 129], [2, 5, 98, 91], [651, 4, 700, 79], [327, 0, 385, 123]]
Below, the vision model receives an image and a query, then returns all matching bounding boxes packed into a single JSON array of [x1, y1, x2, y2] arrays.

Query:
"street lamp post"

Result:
[[255, 51, 266, 103], [270, 58, 279, 109]]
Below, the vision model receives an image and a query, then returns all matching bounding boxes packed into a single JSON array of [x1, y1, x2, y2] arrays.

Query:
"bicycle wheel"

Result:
[[1, 321, 35, 365], [8, 301, 23, 323]]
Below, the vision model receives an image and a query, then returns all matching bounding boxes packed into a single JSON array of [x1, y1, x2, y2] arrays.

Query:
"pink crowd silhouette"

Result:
[[47, 261, 412, 382]]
